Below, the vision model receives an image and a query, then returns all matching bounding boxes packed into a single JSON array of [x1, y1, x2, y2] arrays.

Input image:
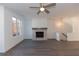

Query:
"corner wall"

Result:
[[4, 7, 24, 52], [0, 6, 5, 53]]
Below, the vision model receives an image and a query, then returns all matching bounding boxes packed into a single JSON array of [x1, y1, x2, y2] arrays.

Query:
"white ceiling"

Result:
[[1, 3, 79, 18]]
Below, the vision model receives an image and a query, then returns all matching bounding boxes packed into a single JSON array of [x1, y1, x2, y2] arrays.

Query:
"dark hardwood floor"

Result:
[[1, 39, 79, 56]]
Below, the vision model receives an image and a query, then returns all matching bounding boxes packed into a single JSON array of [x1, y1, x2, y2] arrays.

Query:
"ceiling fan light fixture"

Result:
[[30, 3, 56, 14], [40, 7, 45, 11]]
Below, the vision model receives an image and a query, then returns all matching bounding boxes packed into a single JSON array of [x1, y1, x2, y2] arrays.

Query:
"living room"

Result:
[[0, 3, 79, 56]]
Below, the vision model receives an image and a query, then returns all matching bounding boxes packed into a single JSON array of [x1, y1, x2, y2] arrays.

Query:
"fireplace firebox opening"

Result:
[[36, 32, 44, 38]]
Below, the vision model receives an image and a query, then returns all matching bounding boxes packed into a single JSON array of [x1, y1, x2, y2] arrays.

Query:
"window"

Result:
[[17, 19, 22, 35], [12, 17, 17, 36], [12, 17, 22, 36]]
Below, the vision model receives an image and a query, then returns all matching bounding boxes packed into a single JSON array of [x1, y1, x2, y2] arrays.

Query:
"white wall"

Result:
[[47, 19, 56, 39], [32, 17, 48, 28], [4, 7, 24, 52], [0, 6, 5, 53], [23, 17, 32, 39], [63, 17, 79, 41]]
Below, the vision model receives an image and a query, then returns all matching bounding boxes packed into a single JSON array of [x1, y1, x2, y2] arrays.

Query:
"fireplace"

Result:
[[36, 32, 44, 38], [32, 28, 47, 40]]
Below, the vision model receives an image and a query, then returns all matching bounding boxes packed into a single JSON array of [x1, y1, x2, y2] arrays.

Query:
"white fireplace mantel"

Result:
[[32, 28, 48, 41]]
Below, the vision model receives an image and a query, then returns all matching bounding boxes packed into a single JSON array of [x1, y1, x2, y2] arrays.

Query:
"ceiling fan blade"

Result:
[[44, 9, 50, 14], [30, 7, 40, 8], [37, 10, 41, 15], [44, 3, 56, 8]]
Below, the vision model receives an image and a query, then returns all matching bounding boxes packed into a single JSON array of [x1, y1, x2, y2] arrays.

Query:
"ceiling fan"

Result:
[[29, 3, 56, 15]]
